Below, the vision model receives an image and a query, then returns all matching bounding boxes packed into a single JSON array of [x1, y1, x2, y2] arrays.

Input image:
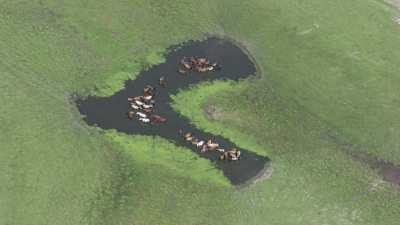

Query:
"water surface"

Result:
[[77, 38, 270, 185]]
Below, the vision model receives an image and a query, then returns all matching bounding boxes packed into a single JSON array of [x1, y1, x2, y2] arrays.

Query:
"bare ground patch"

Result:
[[386, 0, 400, 9], [204, 103, 264, 132], [385, 0, 400, 23], [321, 131, 400, 187]]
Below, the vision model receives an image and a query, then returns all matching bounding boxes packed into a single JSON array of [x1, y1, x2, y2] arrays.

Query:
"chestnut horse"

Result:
[[150, 114, 167, 124]]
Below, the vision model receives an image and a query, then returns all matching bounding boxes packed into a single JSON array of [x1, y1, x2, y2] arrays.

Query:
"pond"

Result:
[[77, 38, 270, 185]]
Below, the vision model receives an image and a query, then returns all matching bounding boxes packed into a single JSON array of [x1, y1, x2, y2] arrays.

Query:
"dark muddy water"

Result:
[[77, 38, 270, 185]]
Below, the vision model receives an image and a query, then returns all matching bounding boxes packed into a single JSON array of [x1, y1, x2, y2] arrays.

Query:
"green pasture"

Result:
[[1, 0, 400, 224]]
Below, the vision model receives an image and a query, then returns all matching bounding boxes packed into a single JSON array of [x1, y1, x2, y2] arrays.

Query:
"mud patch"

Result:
[[204, 104, 233, 122], [322, 131, 400, 186], [386, 0, 400, 10], [353, 152, 400, 186]]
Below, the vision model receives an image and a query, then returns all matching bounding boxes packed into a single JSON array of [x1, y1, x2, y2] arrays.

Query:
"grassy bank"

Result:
[[171, 80, 269, 156], [104, 130, 229, 186], [215, 0, 400, 163], [172, 79, 400, 225]]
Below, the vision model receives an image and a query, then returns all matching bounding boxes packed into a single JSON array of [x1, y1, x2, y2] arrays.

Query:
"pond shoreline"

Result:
[[76, 37, 272, 186]]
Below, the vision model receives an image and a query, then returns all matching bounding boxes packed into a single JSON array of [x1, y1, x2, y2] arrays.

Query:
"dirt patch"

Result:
[[386, 0, 400, 10], [385, 0, 400, 24], [204, 104, 243, 123], [353, 152, 400, 186], [204, 104, 224, 121]]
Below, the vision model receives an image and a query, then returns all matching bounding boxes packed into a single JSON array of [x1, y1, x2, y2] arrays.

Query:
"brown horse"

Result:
[[150, 114, 167, 124], [184, 132, 194, 141], [143, 108, 153, 114], [190, 57, 197, 65], [130, 103, 140, 110], [227, 148, 240, 161], [206, 140, 219, 150], [182, 61, 191, 70], [127, 111, 135, 120], [179, 68, 187, 74], [143, 85, 155, 96], [191, 138, 200, 145], [219, 152, 229, 161], [201, 144, 209, 153], [128, 96, 142, 102], [197, 58, 209, 66]]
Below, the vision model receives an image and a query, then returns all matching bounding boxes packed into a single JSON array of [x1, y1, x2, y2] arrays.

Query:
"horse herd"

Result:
[[181, 131, 241, 161], [127, 85, 167, 124], [179, 56, 221, 74], [126, 57, 241, 161]]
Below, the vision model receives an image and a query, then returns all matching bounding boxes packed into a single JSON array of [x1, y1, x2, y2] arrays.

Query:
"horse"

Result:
[[206, 140, 219, 150], [159, 76, 167, 87], [181, 61, 191, 70], [191, 138, 200, 145], [138, 117, 150, 123], [197, 58, 209, 66], [190, 57, 197, 65], [205, 66, 213, 71], [197, 67, 208, 73], [129, 96, 143, 101], [211, 62, 221, 71], [178, 67, 188, 74], [142, 104, 153, 109], [230, 156, 238, 161], [216, 148, 225, 153], [135, 100, 144, 106], [236, 150, 241, 159], [127, 111, 135, 120], [143, 85, 155, 96], [143, 94, 153, 101], [196, 140, 205, 148], [136, 112, 147, 118], [150, 114, 167, 124], [143, 108, 153, 114], [227, 148, 240, 161], [184, 132, 194, 141], [201, 144, 209, 153], [130, 103, 140, 110], [219, 152, 228, 161]]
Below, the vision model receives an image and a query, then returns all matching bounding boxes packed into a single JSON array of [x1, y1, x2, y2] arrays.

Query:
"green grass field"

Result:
[[1, 0, 400, 224]]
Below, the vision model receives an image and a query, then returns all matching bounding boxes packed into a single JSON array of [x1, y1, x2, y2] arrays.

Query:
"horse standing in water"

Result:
[[159, 76, 167, 87], [150, 114, 167, 124]]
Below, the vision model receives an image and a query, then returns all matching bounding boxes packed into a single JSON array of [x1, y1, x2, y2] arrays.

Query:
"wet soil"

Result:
[[353, 152, 400, 186], [322, 131, 400, 186], [77, 38, 270, 185]]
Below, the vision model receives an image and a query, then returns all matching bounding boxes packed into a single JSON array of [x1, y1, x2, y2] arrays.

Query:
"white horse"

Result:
[[143, 95, 153, 101], [130, 103, 140, 110], [142, 104, 153, 109], [135, 100, 144, 106], [139, 118, 150, 123], [136, 112, 147, 118], [196, 140, 205, 148]]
